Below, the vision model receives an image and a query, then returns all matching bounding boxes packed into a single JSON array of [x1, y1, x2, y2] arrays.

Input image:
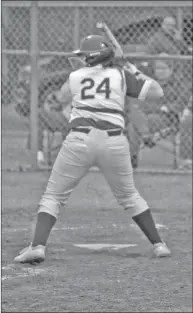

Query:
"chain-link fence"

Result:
[[2, 1, 192, 172]]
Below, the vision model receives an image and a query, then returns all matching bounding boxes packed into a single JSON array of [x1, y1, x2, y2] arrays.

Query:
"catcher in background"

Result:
[[14, 34, 171, 264], [15, 92, 70, 167], [125, 56, 185, 168], [179, 94, 192, 169]]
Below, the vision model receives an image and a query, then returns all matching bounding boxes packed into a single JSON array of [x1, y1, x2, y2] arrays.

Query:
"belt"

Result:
[[71, 127, 122, 137]]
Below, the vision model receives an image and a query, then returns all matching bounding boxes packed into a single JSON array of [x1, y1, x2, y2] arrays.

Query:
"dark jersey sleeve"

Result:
[[123, 68, 151, 100]]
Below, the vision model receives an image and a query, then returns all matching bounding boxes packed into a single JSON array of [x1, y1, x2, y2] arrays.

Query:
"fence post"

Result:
[[176, 7, 183, 33], [74, 7, 80, 49], [30, 0, 39, 169], [88, 7, 94, 32]]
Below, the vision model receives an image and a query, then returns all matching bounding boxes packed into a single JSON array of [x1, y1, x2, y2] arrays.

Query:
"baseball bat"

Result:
[[96, 21, 124, 58], [96, 21, 138, 74]]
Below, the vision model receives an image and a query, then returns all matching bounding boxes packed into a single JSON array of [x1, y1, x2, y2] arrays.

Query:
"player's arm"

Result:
[[123, 66, 164, 102]]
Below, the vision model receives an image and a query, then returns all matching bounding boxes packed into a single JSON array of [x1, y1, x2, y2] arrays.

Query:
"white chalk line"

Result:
[[2, 242, 138, 281], [130, 223, 168, 239], [2, 223, 168, 233], [2, 226, 84, 233], [2, 266, 55, 281], [130, 223, 168, 230]]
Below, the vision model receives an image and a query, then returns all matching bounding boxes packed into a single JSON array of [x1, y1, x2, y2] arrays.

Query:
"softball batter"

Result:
[[15, 35, 171, 263]]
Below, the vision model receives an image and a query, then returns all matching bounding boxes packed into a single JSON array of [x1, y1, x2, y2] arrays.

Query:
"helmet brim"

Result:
[[73, 49, 102, 57]]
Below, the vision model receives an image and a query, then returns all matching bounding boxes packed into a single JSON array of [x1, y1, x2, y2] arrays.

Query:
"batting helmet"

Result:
[[73, 35, 114, 67]]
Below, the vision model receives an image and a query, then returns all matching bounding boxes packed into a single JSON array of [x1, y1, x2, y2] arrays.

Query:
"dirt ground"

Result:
[[2, 171, 192, 312]]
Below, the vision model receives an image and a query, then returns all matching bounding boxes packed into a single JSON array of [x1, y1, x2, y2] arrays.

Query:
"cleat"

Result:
[[153, 242, 171, 258], [14, 244, 45, 264]]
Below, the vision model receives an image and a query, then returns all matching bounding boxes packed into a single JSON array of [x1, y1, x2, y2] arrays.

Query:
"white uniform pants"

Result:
[[39, 128, 148, 218]]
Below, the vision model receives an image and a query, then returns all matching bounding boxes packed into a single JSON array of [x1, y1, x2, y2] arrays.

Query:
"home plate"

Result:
[[73, 244, 137, 250]]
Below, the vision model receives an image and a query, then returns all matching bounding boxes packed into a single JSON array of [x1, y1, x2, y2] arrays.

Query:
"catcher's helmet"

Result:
[[73, 35, 114, 67]]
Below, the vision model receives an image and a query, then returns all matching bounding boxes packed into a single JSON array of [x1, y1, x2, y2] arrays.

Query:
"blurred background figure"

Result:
[[123, 15, 191, 169], [2, 10, 10, 105], [146, 15, 190, 55], [144, 16, 192, 169], [179, 95, 192, 169], [16, 96, 70, 167], [146, 14, 191, 115], [124, 97, 150, 169]]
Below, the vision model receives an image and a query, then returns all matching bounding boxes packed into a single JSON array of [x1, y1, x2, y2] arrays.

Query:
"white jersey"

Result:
[[68, 65, 126, 129], [59, 64, 152, 130]]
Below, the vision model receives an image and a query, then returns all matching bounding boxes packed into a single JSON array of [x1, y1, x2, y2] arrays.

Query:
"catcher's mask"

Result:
[[73, 35, 114, 67]]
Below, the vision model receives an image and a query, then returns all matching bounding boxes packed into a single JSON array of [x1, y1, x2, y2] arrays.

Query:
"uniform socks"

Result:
[[132, 209, 162, 245], [32, 212, 56, 247], [31, 210, 162, 247]]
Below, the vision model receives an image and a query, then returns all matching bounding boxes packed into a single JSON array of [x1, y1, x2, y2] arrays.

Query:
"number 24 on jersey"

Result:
[[81, 78, 111, 100]]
